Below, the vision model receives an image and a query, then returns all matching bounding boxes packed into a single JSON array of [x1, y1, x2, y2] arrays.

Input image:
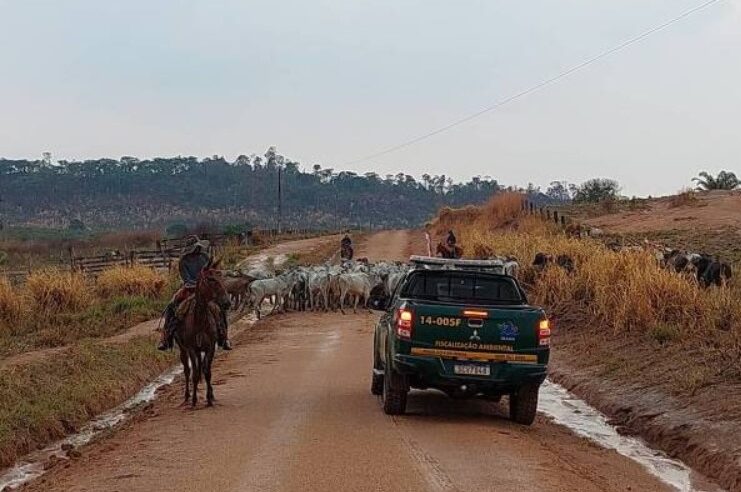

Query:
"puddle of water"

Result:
[[539, 380, 724, 492], [0, 367, 182, 490]]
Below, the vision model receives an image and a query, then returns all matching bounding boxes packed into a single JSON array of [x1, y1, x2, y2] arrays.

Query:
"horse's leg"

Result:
[[340, 288, 347, 315], [205, 347, 215, 407], [180, 347, 191, 405], [190, 351, 200, 408]]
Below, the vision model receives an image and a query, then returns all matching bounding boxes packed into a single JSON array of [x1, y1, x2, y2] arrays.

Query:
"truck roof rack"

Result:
[[408, 255, 505, 274]]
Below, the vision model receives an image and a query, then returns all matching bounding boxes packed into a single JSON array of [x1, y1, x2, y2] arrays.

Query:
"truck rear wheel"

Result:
[[382, 366, 408, 415], [509, 383, 539, 425]]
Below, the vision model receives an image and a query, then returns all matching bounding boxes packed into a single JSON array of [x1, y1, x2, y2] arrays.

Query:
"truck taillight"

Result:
[[395, 308, 414, 340], [538, 318, 551, 346]]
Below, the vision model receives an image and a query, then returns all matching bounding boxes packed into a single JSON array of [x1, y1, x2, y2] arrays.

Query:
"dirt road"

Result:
[[28, 230, 670, 492]]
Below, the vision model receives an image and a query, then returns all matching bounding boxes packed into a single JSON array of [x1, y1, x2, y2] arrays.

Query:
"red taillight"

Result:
[[538, 318, 551, 346], [395, 308, 414, 340]]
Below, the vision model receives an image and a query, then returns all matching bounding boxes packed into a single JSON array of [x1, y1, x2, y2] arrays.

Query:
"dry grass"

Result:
[[25, 269, 91, 314], [435, 193, 523, 235], [0, 336, 172, 469], [0, 278, 28, 332], [435, 194, 741, 383], [96, 266, 167, 299]]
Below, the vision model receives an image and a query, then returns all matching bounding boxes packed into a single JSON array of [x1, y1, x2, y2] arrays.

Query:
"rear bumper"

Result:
[[392, 354, 547, 393]]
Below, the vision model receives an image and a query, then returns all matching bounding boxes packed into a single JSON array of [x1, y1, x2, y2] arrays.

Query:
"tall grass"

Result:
[[0, 278, 27, 333], [25, 269, 91, 314], [96, 266, 167, 299]]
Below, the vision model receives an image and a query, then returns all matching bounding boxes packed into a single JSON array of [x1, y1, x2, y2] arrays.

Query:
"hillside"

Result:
[[571, 190, 741, 265], [0, 152, 500, 231]]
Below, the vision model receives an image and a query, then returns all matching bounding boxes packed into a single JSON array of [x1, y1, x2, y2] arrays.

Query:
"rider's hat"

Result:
[[182, 235, 210, 255]]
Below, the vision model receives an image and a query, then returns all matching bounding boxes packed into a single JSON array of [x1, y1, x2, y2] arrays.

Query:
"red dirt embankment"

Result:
[[583, 190, 741, 234]]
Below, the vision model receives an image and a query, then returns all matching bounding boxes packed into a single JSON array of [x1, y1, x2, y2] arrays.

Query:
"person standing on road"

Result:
[[424, 224, 433, 256]]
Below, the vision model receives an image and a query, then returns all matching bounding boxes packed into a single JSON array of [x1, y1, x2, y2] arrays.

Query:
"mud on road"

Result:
[[19, 230, 677, 492]]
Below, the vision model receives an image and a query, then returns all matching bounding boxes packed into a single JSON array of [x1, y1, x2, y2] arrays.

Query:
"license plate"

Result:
[[453, 364, 490, 376]]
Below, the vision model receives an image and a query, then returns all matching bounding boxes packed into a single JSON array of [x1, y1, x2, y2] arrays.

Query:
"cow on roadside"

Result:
[[692, 255, 733, 288], [533, 253, 574, 274], [222, 273, 255, 311]]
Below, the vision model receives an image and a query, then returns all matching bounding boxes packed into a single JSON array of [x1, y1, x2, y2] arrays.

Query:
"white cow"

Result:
[[338, 273, 382, 314], [247, 275, 291, 319], [308, 270, 331, 312]]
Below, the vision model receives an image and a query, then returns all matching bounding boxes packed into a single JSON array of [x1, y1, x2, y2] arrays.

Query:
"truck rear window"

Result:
[[401, 271, 523, 305]]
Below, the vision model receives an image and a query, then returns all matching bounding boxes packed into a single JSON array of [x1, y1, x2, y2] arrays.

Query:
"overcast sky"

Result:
[[1, 0, 739, 196]]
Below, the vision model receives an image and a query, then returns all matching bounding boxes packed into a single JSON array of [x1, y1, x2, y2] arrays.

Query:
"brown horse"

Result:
[[175, 258, 230, 408], [436, 242, 463, 259]]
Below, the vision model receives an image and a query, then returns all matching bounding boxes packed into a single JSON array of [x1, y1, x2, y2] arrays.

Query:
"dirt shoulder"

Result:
[[549, 328, 741, 491]]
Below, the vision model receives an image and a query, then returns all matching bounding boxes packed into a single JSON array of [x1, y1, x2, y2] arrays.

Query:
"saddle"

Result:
[[175, 294, 221, 326]]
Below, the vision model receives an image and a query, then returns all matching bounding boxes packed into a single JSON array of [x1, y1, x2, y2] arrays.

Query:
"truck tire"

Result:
[[371, 369, 384, 396], [509, 383, 539, 425], [382, 366, 408, 415]]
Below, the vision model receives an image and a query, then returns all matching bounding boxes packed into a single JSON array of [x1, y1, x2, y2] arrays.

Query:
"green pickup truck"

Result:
[[371, 257, 550, 425]]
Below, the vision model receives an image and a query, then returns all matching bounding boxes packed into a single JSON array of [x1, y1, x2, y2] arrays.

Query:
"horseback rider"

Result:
[[446, 230, 457, 248], [341, 234, 354, 260], [157, 236, 232, 351]]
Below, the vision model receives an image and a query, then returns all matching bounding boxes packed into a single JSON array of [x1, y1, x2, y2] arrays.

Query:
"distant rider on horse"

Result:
[[437, 230, 461, 259], [157, 236, 232, 351], [341, 234, 354, 260], [446, 230, 457, 249]]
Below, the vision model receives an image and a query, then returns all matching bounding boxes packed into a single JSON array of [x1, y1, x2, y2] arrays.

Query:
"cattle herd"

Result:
[[221, 260, 410, 318]]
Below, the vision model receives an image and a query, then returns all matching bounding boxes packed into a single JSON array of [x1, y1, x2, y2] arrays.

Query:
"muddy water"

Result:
[[540, 380, 724, 492]]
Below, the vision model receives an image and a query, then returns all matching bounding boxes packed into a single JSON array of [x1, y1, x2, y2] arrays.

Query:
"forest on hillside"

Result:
[[0, 148, 503, 231]]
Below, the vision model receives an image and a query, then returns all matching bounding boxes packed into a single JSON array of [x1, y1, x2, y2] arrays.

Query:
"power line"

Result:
[[344, 0, 722, 166]]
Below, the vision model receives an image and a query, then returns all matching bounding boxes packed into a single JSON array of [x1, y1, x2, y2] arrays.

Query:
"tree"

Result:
[[692, 170, 739, 191], [572, 178, 620, 203], [545, 181, 572, 202]]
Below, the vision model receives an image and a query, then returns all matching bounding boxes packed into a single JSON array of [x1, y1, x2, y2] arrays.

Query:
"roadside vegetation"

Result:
[[0, 337, 171, 469], [433, 193, 741, 391], [0, 267, 171, 356]]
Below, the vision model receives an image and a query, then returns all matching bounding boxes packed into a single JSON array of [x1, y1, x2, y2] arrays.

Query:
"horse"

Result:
[[436, 242, 463, 259], [175, 258, 230, 408]]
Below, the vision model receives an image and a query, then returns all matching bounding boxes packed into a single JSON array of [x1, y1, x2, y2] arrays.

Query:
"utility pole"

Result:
[[277, 166, 283, 234]]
